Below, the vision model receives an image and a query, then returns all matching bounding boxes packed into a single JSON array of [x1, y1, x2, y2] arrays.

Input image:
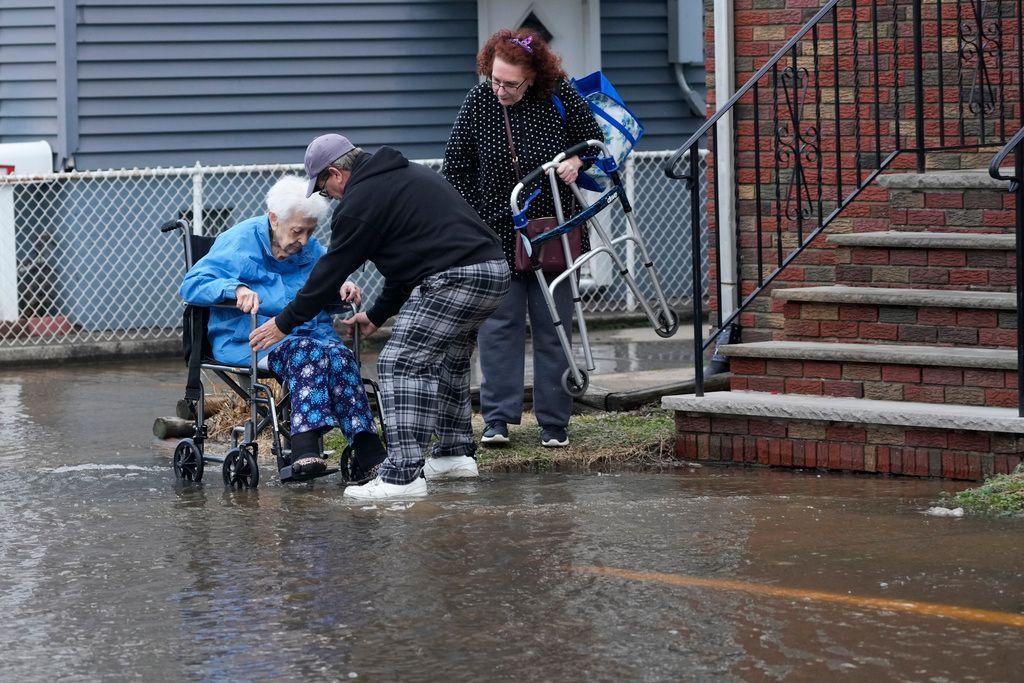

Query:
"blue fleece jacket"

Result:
[[179, 215, 340, 366]]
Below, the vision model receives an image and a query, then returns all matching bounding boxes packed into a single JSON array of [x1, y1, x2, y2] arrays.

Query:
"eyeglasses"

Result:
[[316, 168, 332, 197], [487, 77, 525, 93]]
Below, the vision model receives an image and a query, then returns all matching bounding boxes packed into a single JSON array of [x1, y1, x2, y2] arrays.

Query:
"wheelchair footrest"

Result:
[[278, 466, 339, 483]]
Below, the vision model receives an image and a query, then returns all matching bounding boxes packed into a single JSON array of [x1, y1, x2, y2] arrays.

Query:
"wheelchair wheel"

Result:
[[172, 438, 204, 483], [654, 309, 680, 338], [561, 366, 590, 398], [222, 446, 259, 489]]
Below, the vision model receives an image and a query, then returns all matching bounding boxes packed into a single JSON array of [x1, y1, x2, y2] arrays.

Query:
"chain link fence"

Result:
[[0, 151, 707, 352]]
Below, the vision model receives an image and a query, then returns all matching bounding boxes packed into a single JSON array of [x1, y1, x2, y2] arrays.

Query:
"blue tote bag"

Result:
[[553, 71, 646, 191]]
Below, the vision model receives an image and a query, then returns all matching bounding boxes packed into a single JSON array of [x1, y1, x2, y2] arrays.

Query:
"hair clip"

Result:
[[509, 35, 533, 53]]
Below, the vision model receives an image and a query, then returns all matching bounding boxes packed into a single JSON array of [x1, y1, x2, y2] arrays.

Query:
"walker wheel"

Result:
[[655, 309, 680, 338], [172, 438, 204, 483], [222, 446, 260, 489], [561, 366, 590, 397]]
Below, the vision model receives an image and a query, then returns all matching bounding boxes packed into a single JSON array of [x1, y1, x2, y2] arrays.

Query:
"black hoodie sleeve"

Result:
[[365, 280, 412, 328], [275, 214, 383, 334]]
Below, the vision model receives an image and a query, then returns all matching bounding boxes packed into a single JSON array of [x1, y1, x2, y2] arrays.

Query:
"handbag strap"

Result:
[[501, 105, 523, 180]]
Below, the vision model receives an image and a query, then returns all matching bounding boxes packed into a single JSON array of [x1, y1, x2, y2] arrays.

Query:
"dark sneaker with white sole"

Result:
[[481, 421, 509, 445], [540, 426, 569, 448]]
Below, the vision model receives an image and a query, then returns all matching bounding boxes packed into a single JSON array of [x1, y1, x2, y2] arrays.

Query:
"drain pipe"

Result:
[[713, 0, 738, 323], [673, 63, 706, 118]]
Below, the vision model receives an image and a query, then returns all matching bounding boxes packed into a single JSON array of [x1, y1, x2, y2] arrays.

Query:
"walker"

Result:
[[510, 139, 679, 397]]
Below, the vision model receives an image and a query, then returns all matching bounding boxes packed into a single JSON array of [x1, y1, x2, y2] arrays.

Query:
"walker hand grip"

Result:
[[521, 165, 547, 188], [563, 141, 594, 159]]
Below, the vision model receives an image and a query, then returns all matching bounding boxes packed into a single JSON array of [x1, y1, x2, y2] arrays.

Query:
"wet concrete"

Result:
[[1, 359, 1023, 681]]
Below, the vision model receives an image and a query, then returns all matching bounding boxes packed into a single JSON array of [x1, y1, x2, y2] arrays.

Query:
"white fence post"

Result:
[[624, 155, 637, 312], [191, 162, 204, 236]]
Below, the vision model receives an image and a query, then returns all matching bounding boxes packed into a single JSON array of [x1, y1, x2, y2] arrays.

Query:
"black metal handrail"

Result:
[[988, 127, 1024, 416], [666, 0, 1023, 398]]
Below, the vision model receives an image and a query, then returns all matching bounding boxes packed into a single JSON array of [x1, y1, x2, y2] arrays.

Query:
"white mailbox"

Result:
[[0, 141, 54, 321]]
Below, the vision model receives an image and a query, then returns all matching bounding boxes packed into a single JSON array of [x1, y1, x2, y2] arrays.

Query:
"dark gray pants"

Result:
[[477, 274, 574, 429]]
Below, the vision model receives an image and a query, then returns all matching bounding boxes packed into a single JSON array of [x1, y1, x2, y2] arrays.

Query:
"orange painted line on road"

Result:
[[571, 565, 1024, 629]]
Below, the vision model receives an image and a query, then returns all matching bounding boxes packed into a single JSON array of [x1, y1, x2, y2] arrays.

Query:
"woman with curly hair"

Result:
[[442, 29, 601, 450]]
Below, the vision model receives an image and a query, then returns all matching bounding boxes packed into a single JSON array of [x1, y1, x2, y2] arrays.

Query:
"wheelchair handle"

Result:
[[159, 218, 191, 234]]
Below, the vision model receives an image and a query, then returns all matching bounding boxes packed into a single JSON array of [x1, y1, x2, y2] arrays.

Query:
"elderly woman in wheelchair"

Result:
[[178, 175, 387, 483]]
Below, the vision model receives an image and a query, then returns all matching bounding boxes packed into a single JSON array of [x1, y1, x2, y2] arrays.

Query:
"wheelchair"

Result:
[[160, 217, 386, 488]]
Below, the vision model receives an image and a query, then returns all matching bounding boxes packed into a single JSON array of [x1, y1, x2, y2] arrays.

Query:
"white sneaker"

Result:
[[423, 455, 479, 480], [343, 475, 427, 500]]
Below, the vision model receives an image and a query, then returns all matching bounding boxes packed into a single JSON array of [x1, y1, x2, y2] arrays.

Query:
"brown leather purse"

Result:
[[503, 106, 582, 274]]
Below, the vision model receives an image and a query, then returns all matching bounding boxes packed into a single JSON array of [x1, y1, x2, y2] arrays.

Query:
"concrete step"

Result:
[[664, 390, 1024, 432], [775, 286, 1017, 348], [665, 390, 1024, 480], [722, 341, 1017, 407], [828, 231, 1015, 291], [721, 340, 1016, 367], [775, 285, 1016, 308], [828, 231, 1014, 250]]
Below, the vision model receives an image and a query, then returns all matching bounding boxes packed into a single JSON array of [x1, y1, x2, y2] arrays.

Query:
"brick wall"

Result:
[[675, 412, 1024, 480]]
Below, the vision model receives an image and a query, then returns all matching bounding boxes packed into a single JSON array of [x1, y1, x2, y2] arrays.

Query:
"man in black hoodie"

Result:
[[250, 134, 510, 499]]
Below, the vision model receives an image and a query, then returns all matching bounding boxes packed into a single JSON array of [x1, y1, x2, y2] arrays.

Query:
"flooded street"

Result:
[[1, 359, 1022, 681]]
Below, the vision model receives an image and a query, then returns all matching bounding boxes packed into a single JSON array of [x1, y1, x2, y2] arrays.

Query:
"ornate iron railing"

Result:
[[666, 0, 1024, 396]]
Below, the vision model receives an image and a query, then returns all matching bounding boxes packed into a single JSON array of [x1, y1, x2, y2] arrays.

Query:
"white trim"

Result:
[[713, 0, 737, 319]]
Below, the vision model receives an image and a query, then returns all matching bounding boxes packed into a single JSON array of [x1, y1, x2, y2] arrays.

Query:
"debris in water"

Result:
[[924, 506, 964, 517]]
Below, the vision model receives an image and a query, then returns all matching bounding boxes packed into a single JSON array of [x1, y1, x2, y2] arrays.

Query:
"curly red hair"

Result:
[[476, 28, 566, 98]]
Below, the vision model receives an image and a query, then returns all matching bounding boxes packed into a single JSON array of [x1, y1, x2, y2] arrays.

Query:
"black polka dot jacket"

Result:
[[442, 80, 602, 274]]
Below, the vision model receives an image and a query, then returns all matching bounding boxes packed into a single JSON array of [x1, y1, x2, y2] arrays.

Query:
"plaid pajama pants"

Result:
[[376, 258, 511, 485]]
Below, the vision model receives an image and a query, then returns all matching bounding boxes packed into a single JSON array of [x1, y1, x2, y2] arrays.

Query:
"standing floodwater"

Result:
[[0, 359, 1021, 681]]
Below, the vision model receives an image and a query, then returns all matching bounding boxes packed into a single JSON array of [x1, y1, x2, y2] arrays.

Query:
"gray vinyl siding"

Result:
[[0, 1, 59, 153], [72, 0, 478, 169], [601, 0, 705, 152]]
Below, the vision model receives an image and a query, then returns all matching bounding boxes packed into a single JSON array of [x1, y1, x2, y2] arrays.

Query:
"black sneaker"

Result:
[[347, 433, 388, 485], [540, 426, 568, 448], [481, 421, 509, 445]]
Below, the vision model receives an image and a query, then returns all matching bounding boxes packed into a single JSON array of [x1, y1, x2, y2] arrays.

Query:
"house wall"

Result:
[[0, 1, 60, 153]]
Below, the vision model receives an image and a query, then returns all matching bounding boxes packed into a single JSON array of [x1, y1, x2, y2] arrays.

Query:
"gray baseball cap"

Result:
[[304, 133, 355, 197]]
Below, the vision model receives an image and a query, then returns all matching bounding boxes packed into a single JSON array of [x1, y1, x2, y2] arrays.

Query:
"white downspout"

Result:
[[713, 0, 738, 321]]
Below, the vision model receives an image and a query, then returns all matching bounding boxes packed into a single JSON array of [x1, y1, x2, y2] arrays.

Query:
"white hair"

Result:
[[265, 175, 329, 223]]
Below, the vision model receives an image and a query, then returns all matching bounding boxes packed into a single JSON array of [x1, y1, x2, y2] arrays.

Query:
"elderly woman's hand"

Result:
[[339, 281, 362, 306], [250, 317, 285, 350], [235, 286, 260, 314], [556, 155, 584, 184]]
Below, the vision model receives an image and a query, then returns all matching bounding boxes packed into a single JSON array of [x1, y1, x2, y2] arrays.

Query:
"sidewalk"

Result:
[[356, 324, 727, 412]]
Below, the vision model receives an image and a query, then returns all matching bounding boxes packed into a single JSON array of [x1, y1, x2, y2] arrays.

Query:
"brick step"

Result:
[[875, 170, 1013, 234], [724, 341, 1017, 407], [776, 286, 1017, 347], [828, 231, 1015, 291], [665, 391, 1024, 480]]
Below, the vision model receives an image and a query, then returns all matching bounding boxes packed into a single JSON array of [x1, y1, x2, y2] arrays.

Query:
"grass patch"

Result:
[[325, 408, 677, 472], [472, 409, 676, 472], [945, 466, 1024, 516]]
